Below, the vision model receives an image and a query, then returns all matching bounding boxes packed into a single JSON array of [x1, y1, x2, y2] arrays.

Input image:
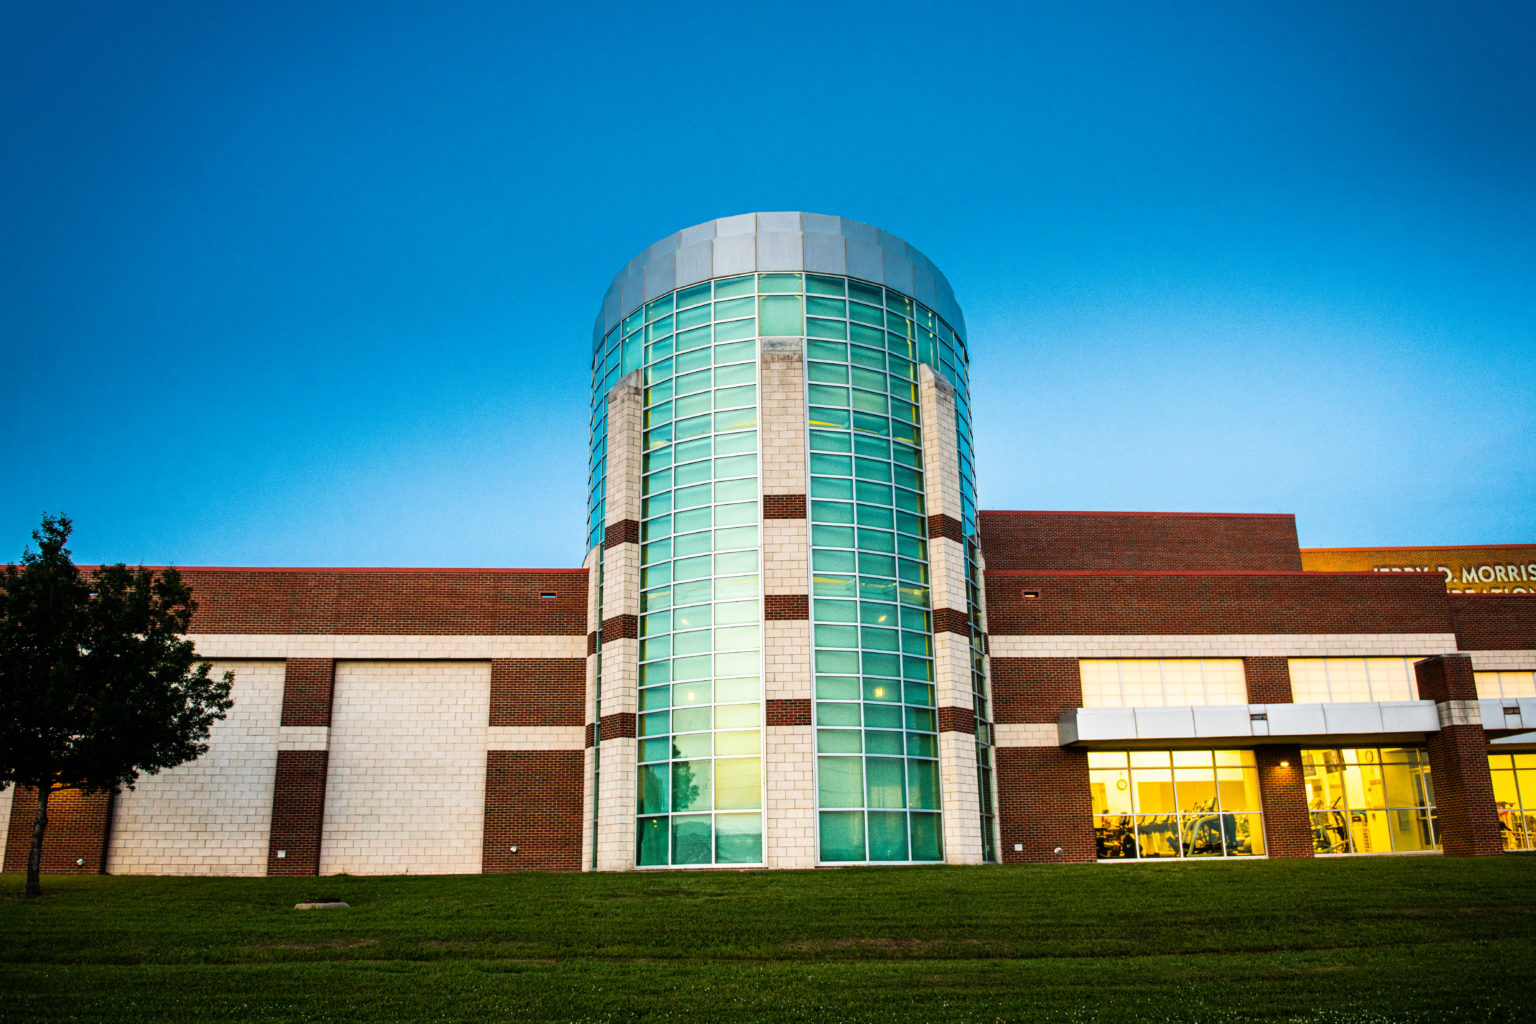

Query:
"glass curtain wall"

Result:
[[1302, 747, 1438, 854], [1089, 750, 1265, 859], [1489, 753, 1536, 851]]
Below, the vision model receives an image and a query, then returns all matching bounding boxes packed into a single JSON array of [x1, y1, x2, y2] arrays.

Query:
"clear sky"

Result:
[[3, 1, 1533, 569]]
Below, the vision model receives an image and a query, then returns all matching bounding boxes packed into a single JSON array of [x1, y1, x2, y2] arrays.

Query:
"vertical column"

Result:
[[760, 337, 815, 868], [268, 657, 333, 875], [1244, 657, 1294, 703], [595, 370, 643, 870], [581, 544, 600, 870], [919, 365, 982, 864], [1254, 746, 1312, 858], [1415, 654, 1503, 857]]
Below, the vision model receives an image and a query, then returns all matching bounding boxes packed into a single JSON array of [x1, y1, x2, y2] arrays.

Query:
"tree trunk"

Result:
[[25, 784, 50, 898]]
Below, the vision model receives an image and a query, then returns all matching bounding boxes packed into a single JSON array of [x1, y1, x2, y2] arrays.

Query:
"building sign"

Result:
[[1300, 545, 1536, 595]]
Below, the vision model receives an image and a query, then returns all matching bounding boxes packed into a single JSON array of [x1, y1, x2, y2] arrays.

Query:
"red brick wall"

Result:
[[173, 568, 588, 635], [766, 699, 812, 726], [995, 746, 1095, 863], [1451, 595, 1536, 651], [979, 510, 1303, 572], [937, 706, 975, 734], [281, 659, 335, 727], [933, 607, 970, 636], [1427, 725, 1503, 857], [985, 571, 1451, 636], [1254, 747, 1312, 858], [1244, 657, 1293, 704], [488, 658, 585, 727], [991, 658, 1080, 724], [765, 594, 809, 620], [3, 787, 113, 873], [764, 494, 806, 519], [266, 750, 327, 876], [1414, 654, 1478, 703], [483, 750, 583, 872]]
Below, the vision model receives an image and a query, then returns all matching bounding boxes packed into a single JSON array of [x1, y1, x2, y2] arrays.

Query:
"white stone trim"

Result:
[[485, 726, 587, 750], [993, 723, 1060, 748], [1466, 650, 1536, 671], [1437, 699, 1483, 728], [277, 725, 330, 751], [988, 633, 1459, 659], [186, 634, 586, 659]]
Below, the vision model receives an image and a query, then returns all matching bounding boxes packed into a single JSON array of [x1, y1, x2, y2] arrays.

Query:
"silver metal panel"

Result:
[[875, 227, 907, 256], [802, 211, 842, 235], [846, 237, 883, 283], [679, 221, 716, 247], [643, 253, 676, 301], [755, 231, 805, 271], [712, 233, 756, 277], [715, 212, 756, 236], [603, 284, 622, 334], [1056, 716, 1081, 745], [1380, 701, 1438, 734], [839, 216, 878, 244], [913, 263, 938, 308], [1133, 707, 1196, 740], [1073, 708, 1137, 741], [619, 267, 645, 316], [757, 210, 801, 232], [1267, 703, 1327, 736], [1322, 702, 1385, 734], [1193, 705, 1254, 738], [648, 232, 681, 260], [803, 231, 847, 275], [882, 251, 915, 296], [675, 240, 713, 287]]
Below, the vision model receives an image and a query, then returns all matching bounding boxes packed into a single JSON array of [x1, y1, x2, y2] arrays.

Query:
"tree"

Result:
[[0, 514, 233, 897]]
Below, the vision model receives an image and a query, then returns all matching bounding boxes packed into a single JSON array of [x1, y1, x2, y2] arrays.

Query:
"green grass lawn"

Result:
[[2, 857, 1531, 1023]]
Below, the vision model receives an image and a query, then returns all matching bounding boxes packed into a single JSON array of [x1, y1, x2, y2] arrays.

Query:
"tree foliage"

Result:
[[0, 514, 233, 896]]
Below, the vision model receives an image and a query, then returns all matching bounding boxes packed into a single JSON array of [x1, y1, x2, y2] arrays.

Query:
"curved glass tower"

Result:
[[585, 213, 994, 868]]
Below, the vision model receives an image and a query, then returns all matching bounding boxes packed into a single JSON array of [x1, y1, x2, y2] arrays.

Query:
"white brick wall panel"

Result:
[[594, 737, 637, 870], [605, 374, 644, 527], [933, 632, 973, 713], [0, 783, 13, 855], [928, 536, 969, 616], [320, 661, 490, 876], [938, 731, 983, 864], [987, 633, 1460, 659], [277, 725, 330, 751], [763, 519, 809, 596], [918, 366, 962, 521], [765, 725, 816, 868], [602, 542, 641, 621], [1467, 650, 1536, 670], [186, 634, 585, 660], [760, 340, 808, 496], [581, 746, 595, 871], [485, 726, 587, 750], [993, 723, 1062, 747], [599, 637, 639, 715], [108, 660, 285, 876], [764, 620, 812, 701]]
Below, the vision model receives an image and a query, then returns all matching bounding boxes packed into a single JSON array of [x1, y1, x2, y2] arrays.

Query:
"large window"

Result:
[[1288, 658, 1420, 703], [1476, 671, 1536, 700], [1089, 750, 1265, 859], [1489, 753, 1536, 851], [1080, 659, 1246, 708], [1302, 748, 1437, 854]]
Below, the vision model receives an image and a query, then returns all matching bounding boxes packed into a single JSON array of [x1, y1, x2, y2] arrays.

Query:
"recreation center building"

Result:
[[4, 212, 1534, 876]]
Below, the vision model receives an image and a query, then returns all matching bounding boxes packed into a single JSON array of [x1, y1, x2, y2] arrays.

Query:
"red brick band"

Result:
[[585, 722, 595, 748], [933, 607, 971, 636], [764, 494, 807, 519], [601, 614, 638, 641], [280, 658, 335, 728], [765, 594, 810, 620], [767, 698, 812, 726], [938, 705, 976, 734], [928, 514, 964, 544], [604, 520, 640, 549], [3, 786, 113, 874], [489, 658, 585, 727], [483, 749, 583, 872], [1414, 653, 1478, 703], [267, 750, 327, 876], [587, 631, 599, 655], [598, 711, 636, 740]]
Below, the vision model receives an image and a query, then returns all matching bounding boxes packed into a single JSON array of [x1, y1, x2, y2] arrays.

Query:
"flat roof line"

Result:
[[979, 509, 1295, 520]]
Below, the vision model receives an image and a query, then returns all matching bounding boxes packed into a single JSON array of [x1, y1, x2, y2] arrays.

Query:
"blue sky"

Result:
[[3, 1, 1532, 568]]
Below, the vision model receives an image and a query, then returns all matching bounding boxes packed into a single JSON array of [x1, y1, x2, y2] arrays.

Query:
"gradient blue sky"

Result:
[[4, 1, 1533, 568]]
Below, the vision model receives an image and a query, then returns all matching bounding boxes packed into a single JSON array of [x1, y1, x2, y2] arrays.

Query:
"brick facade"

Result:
[[3, 786, 114, 874], [764, 594, 810, 620], [763, 494, 806, 519], [985, 571, 1451, 637], [933, 606, 971, 637], [280, 658, 335, 727], [990, 657, 1080, 724], [766, 699, 812, 726], [938, 706, 976, 734], [995, 747, 1095, 863], [1254, 746, 1312, 859], [928, 514, 964, 544], [483, 750, 584, 872], [489, 658, 586, 727], [979, 510, 1303, 572], [1415, 655, 1503, 857], [1244, 657, 1293, 704], [267, 750, 327, 876], [1450, 595, 1536, 650]]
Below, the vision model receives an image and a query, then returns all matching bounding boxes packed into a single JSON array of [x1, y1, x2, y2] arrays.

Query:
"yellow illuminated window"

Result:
[[1476, 671, 1536, 700], [1079, 659, 1246, 708], [1287, 658, 1421, 703]]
